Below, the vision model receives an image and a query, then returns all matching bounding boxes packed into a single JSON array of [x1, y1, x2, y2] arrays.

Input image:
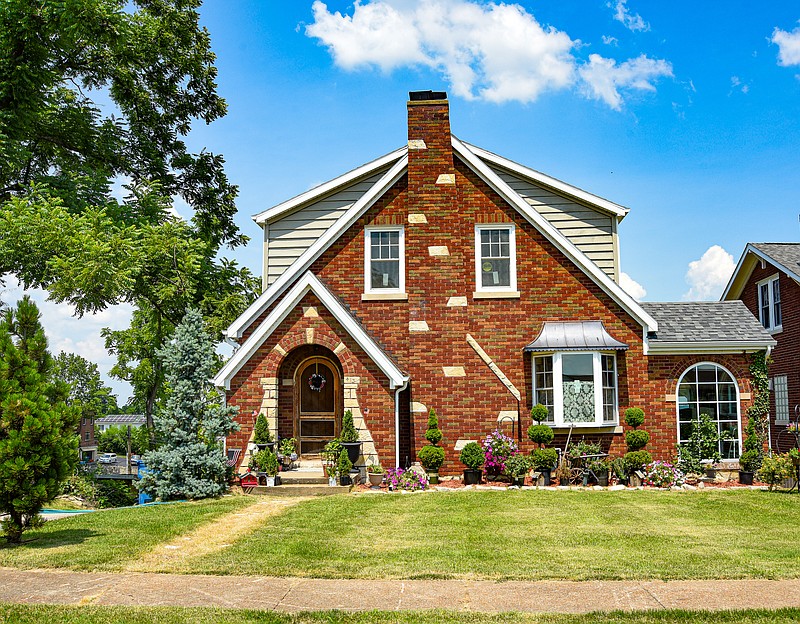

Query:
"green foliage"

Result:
[[52, 351, 118, 418], [531, 447, 558, 470], [279, 437, 297, 457], [625, 429, 650, 451], [530, 403, 549, 423], [739, 449, 760, 472], [95, 424, 150, 456], [677, 414, 721, 473], [744, 351, 770, 472], [742, 410, 765, 472], [336, 449, 352, 477], [253, 449, 279, 477], [417, 444, 445, 472], [340, 410, 358, 443], [321, 438, 342, 469], [566, 440, 601, 460], [527, 423, 554, 446], [758, 454, 796, 490], [623, 450, 652, 473], [367, 464, 385, 474], [95, 480, 137, 509], [138, 309, 239, 501], [459, 442, 484, 470], [424, 407, 443, 445], [624, 407, 645, 428], [610, 457, 628, 480], [252, 413, 273, 444], [0, 296, 79, 542], [505, 453, 530, 479]]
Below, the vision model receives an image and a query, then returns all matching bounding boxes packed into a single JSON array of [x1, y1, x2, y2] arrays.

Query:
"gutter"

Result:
[[394, 378, 409, 469]]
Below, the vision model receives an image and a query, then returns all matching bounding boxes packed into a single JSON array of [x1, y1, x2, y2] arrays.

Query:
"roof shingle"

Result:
[[641, 301, 775, 345]]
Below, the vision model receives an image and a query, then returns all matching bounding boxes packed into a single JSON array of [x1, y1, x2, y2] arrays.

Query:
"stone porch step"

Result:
[[279, 471, 328, 485], [246, 484, 349, 497]]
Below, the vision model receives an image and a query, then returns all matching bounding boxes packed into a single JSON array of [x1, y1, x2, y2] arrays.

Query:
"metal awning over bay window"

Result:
[[524, 322, 628, 427]]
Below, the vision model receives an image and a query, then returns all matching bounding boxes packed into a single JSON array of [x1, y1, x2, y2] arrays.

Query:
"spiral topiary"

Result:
[[424, 408, 443, 445]]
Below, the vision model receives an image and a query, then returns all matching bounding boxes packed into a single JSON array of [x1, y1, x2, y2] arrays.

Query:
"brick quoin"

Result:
[[224, 92, 762, 474]]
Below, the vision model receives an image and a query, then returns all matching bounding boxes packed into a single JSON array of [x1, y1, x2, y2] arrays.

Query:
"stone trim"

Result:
[[443, 366, 466, 377], [342, 376, 379, 468], [436, 173, 456, 185], [428, 246, 450, 256], [408, 213, 428, 224], [466, 334, 522, 401], [409, 320, 430, 332], [408, 139, 427, 150], [447, 296, 467, 307]]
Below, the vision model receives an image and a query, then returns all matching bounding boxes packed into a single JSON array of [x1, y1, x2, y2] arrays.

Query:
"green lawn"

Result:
[[2, 605, 800, 624], [0, 496, 255, 571], [194, 489, 800, 580]]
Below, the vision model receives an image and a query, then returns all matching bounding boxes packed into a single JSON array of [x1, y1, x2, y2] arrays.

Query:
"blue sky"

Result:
[[6, 1, 800, 402]]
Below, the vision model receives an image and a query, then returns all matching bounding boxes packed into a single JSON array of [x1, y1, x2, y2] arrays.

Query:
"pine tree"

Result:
[[0, 296, 79, 543], [138, 309, 238, 500]]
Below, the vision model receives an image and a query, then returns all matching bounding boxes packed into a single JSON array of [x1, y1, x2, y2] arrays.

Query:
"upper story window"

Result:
[[532, 352, 618, 427], [364, 226, 404, 295], [475, 224, 517, 295], [757, 274, 781, 332]]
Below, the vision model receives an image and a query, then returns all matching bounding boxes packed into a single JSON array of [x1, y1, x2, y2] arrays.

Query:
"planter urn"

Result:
[[341, 441, 362, 465], [739, 470, 754, 485], [368, 472, 384, 487], [463, 469, 482, 485], [427, 472, 439, 485]]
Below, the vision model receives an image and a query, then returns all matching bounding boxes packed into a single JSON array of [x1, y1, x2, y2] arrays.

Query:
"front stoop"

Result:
[[247, 484, 350, 497]]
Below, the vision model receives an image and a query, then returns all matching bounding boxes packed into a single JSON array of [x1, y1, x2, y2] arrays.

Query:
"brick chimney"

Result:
[[406, 90, 455, 202]]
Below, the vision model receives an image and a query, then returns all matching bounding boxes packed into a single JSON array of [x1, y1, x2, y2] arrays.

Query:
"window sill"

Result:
[[767, 326, 783, 335], [361, 292, 408, 301], [473, 290, 520, 299], [550, 425, 623, 434]]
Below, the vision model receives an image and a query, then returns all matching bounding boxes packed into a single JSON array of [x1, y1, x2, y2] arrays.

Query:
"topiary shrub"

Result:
[[336, 450, 353, 477], [340, 410, 358, 443], [624, 407, 645, 429], [418, 445, 445, 472], [625, 429, 650, 451], [459, 442, 484, 470], [531, 403, 550, 423], [739, 449, 760, 472], [253, 413, 273, 444], [425, 408, 443, 445], [254, 449, 279, 476], [623, 450, 652, 473], [531, 447, 558, 470], [741, 417, 764, 472], [527, 424, 554, 447]]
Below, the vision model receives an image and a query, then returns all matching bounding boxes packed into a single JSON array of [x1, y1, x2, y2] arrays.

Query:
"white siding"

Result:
[[491, 166, 618, 279], [264, 168, 390, 286]]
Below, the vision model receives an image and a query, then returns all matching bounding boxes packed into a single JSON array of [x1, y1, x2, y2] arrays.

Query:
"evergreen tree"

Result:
[[138, 309, 237, 500], [0, 296, 79, 543]]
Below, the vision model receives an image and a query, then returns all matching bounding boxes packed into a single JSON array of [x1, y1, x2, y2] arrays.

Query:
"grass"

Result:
[[0, 496, 255, 571], [192, 489, 800, 580], [1, 605, 800, 624]]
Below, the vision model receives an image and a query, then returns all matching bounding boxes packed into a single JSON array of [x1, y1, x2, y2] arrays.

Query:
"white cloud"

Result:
[[772, 24, 800, 66], [682, 245, 736, 301], [610, 0, 649, 32], [602, 35, 619, 46], [619, 272, 646, 301], [578, 54, 673, 110], [306, 0, 671, 108]]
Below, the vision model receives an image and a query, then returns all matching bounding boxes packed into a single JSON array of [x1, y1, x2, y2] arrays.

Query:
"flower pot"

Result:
[[559, 477, 569, 486], [368, 472, 384, 487], [340, 474, 352, 486], [266, 475, 276, 487], [739, 470, 754, 485], [511, 476, 525, 487], [463, 469, 482, 485], [427, 472, 439, 484], [328, 476, 337, 487], [539, 468, 551, 486], [596, 471, 609, 487], [341, 441, 362, 465]]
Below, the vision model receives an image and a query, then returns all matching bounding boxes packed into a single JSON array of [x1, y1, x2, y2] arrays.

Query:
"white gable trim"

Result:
[[253, 147, 407, 225], [213, 271, 408, 390], [722, 244, 800, 301], [462, 142, 629, 219], [227, 154, 409, 339], [453, 137, 657, 333]]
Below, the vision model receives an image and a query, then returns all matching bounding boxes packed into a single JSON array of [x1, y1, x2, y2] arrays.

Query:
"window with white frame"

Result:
[[757, 275, 781, 331], [676, 363, 741, 460], [532, 352, 618, 426], [475, 224, 516, 292], [364, 226, 404, 294], [773, 375, 789, 423]]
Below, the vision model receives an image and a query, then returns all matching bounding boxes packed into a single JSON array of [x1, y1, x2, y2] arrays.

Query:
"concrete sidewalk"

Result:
[[1, 569, 799, 613]]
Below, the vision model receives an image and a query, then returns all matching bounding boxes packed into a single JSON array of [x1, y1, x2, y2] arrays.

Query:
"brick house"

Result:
[[723, 243, 800, 452], [215, 91, 775, 474]]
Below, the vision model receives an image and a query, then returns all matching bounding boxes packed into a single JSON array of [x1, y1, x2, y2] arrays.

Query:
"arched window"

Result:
[[676, 363, 741, 460]]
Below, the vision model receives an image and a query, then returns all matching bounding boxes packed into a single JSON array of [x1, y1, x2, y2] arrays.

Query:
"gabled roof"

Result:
[[642, 301, 776, 354], [723, 243, 800, 300], [224, 138, 658, 343], [213, 271, 408, 390]]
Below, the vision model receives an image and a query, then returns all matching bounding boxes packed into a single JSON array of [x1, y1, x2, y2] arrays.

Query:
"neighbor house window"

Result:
[[757, 275, 781, 331], [773, 375, 789, 423], [475, 224, 516, 293], [677, 363, 741, 460], [532, 352, 618, 426], [364, 226, 404, 294]]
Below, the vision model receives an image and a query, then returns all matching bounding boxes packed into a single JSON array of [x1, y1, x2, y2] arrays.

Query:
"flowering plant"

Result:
[[643, 460, 684, 488], [482, 430, 518, 475], [786, 422, 800, 434], [386, 468, 428, 491]]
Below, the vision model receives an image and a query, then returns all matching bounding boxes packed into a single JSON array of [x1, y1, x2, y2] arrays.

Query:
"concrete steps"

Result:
[[246, 484, 349, 497]]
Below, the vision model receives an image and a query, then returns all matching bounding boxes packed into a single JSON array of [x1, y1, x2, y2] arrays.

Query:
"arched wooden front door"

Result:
[[294, 357, 340, 456]]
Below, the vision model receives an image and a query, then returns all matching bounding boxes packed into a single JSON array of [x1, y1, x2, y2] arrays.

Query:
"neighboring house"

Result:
[[78, 416, 97, 462], [94, 414, 146, 433], [723, 243, 800, 452], [215, 91, 775, 473]]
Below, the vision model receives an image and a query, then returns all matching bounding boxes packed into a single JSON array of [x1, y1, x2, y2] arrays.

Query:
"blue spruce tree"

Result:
[[139, 309, 238, 500]]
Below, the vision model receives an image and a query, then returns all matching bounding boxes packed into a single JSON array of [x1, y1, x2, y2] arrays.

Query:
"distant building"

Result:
[[78, 416, 97, 462], [95, 414, 146, 433]]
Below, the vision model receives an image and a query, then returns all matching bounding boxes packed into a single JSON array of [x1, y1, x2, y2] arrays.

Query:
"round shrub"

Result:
[[530, 403, 550, 423], [459, 442, 484, 470], [418, 445, 445, 472], [625, 429, 650, 451], [624, 407, 645, 429], [531, 447, 558, 470], [623, 450, 652, 473], [739, 449, 760, 472], [527, 423, 554, 446]]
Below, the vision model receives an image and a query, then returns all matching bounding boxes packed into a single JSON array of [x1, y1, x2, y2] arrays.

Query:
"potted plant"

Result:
[[554, 461, 571, 486], [482, 429, 518, 481], [278, 437, 298, 470], [610, 457, 628, 486], [418, 408, 445, 483], [459, 441, 484, 485], [254, 449, 279, 486], [252, 412, 275, 452], [337, 449, 353, 486], [367, 463, 385, 487], [739, 417, 763, 485], [595, 458, 610, 486], [623, 407, 651, 483], [505, 453, 530, 487], [531, 447, 558, 485], [340, 410, 362, 465], [321, 438, 342, 480], [527, 403, 555, 483]]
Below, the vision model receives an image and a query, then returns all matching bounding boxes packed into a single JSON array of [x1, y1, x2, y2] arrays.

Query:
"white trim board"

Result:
[[213, 271, 408, 390], [722, 243, 800, 301]]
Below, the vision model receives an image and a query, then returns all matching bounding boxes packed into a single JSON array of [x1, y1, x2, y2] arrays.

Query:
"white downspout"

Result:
[[395, 379, 409, 469]]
